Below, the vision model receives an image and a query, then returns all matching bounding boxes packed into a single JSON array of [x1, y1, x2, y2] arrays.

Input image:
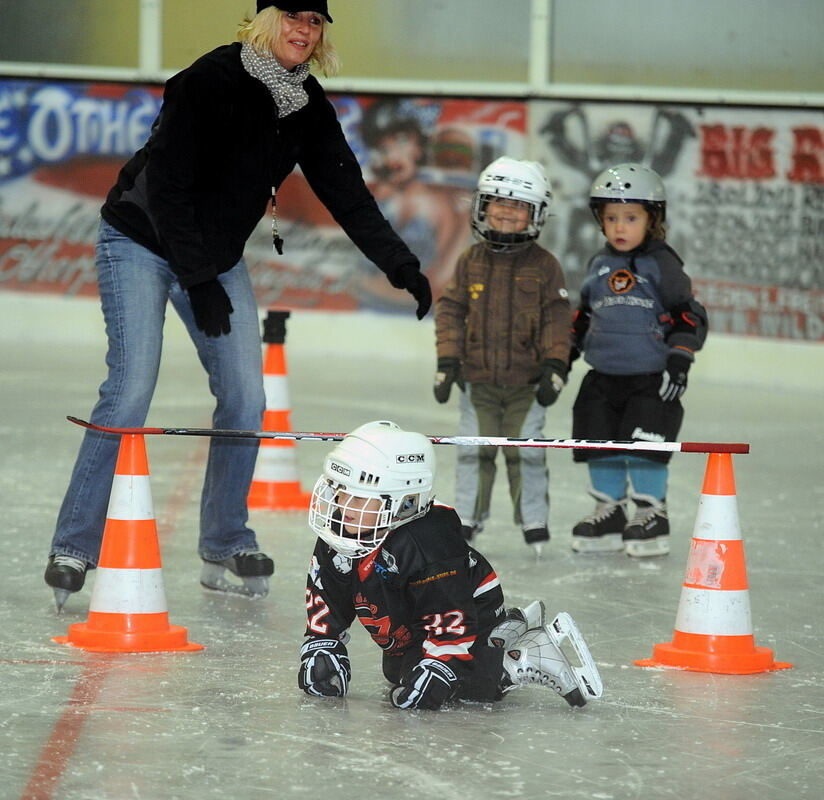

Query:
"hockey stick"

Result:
[[66, 416, 749, 454]]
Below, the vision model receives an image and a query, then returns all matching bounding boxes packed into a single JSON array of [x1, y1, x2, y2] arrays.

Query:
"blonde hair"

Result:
[[237, 7, 340, 77]]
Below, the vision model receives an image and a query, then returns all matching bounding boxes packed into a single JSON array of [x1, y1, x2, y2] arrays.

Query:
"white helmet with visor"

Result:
[[308, 421, 435, 558], [471, 157, 552, 252]]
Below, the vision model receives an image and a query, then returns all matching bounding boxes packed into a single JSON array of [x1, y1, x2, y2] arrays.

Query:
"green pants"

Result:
[[455, 383, 549, 530]]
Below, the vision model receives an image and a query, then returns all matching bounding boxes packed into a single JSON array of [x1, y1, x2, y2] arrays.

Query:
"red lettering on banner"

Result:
[[699, 125, 776, 179], [787, 127, 824, 184]]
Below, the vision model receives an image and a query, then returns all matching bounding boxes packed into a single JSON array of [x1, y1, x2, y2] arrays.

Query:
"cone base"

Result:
[[54, 622, 204, 654], [635, 640, 792, 674], [247, 481, 311, 511]]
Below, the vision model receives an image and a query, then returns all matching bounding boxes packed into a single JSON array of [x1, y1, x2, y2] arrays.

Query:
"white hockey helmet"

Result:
[[589, 162, 666, 221], [308, 420, 435, 558], [471, 157, 552, 252]]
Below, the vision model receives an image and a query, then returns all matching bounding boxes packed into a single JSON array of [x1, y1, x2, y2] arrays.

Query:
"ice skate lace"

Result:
[[583, 502, 621, 524], [52, 555, 86, 572], [628, 505, 658, 526]]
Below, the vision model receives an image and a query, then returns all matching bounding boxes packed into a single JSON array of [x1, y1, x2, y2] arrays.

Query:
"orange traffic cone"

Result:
[[54, 434, 203, 653], [635, 453, 791, 674], [247, 310, 311, 510]]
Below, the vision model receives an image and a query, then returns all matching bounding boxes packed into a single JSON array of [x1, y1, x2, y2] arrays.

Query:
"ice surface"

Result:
[[1, 293, 822, 799]]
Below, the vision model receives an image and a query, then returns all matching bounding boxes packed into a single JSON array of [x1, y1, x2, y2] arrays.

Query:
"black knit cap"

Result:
[[256, 2, 333, 22]]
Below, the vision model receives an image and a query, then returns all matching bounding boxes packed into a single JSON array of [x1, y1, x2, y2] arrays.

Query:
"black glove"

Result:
[[568, 308, 590, 373], [390, 658, 459, 710], [433, 357, 465, 404], [187, 279, 233, 337], [387, 262, 432, 320], [567, 346, 582, 372], [659, 353, 691, 402], [298, 638, 351, 697], [535, 358, 568, 407]]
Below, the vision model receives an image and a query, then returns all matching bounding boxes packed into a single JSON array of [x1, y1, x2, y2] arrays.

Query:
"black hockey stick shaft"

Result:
[[66, 417, 750, 454]]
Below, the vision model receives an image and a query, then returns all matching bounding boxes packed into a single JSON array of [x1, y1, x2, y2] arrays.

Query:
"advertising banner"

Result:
[[0, 79, 525, 312], [532, 102, 824, 340]]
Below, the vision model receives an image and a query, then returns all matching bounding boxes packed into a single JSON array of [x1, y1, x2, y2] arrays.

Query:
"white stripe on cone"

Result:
[[253, 448, 301, 482], [89, 567, 168, 614], [106, 475, 155, 520], [692, 494, 742, 540], [674, 587, 753, 636], [263, 374, 290, 409]]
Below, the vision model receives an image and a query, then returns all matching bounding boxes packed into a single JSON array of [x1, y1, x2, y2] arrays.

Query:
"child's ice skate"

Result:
[[522, 526, 549, 560], [571, 489, 627, 554], [488, 600, 546, 650], [200, 551, 275, 598], [460, 520, 484, 541], [44, 555, 88, 612], [623, 494, 669, 557], [502, 612, 603, 707]]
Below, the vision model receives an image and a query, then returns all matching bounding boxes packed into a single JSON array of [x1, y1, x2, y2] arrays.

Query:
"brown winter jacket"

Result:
[[435, 241, 571, 386]]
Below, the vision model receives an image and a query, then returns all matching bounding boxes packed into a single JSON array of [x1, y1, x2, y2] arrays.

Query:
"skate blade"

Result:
[[547, 612, 603, 699], [200, 564, 269, 598], [624, 537, 670, 558], [200, 578, 269, 598], [530, 542, 543, 561], [52, 588, 71, 613], [571, 533, 623, 554]]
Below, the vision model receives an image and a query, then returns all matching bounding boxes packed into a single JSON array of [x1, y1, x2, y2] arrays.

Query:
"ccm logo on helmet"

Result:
[[396, 453, 425, 463], [329, 461, 351, 476], [489, 173, 534, 189]]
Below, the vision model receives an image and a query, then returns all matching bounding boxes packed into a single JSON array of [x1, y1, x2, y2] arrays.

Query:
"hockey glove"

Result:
[[387, 261, 432, 319], [659, 353, 691, 402], [433, 357, 465, 404], [187, 279, 233, 337], [535, 359, 568, 407], [298, 638, 351, 698], [390, 658, 459, 710]]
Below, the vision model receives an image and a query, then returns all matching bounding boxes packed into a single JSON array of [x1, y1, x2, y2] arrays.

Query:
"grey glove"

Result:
[[433, 357, 465, 403], [535, 358, 568, 407]]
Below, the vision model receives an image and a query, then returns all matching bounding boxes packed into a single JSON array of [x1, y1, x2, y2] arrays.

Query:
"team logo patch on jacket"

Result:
[[608, 269, 636, 294]]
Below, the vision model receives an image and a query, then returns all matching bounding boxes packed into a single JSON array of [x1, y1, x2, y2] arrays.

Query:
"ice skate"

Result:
[[200, 551, 274, 598], [523, 526, 549, 560], [44, 555, 88, 612], [571, 489, 627, 554], [460, 520, 484, 542], [502, 612, 603, 707], [623, 495, 669, 557], [489, 600, 546, 650]]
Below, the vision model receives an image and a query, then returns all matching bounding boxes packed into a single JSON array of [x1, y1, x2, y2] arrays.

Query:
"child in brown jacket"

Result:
[[434, 157, 571, 556]]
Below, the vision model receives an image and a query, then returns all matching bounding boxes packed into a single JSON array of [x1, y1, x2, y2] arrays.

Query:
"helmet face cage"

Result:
[[589, 162, 666, 224], [307, 422, 435, 558], [471, 158, 552, 252]]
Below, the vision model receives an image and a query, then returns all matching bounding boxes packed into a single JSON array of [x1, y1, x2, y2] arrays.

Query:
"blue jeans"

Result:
[[51, 220, 266, 565]]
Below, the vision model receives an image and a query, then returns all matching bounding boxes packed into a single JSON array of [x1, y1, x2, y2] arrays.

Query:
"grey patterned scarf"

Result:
[[240, 42, 310, 117]]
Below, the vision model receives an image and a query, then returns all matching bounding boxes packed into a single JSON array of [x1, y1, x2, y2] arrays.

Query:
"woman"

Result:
[[45, 1, 431, 610]]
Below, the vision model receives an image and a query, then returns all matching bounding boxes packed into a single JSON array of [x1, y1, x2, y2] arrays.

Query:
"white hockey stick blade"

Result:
[[548, 612, 604, 699]]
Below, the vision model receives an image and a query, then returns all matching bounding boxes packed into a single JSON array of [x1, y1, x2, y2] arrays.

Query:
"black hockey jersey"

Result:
[[303, 504, 506, 683]]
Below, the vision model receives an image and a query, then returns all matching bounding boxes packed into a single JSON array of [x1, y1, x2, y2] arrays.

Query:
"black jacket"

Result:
[[101, 43, 418, 288], [303, 504, 506, 684]]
